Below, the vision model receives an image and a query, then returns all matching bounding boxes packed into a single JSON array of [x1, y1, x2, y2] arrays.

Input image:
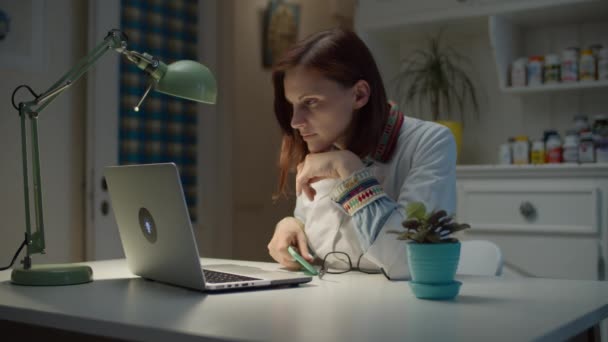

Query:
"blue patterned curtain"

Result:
[[120, 0, 199, 221]]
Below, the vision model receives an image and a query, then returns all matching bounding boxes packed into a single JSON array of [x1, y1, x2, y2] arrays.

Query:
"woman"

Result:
[[267, 28, 456, 279]]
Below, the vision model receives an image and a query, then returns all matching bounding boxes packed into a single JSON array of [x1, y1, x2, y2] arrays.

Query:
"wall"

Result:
[[0, 0, 86, 265], [201, 0, 355, 261], [197, 0, 232, 258]]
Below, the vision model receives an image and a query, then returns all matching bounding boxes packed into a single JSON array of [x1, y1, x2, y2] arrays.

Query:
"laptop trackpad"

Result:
[[204, 264, 300, 279]]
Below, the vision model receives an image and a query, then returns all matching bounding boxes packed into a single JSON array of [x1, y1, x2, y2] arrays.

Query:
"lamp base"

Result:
[[11, 264, 93, 286]]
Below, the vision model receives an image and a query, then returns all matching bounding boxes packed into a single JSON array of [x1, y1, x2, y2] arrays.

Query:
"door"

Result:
[[85, 0, 123, 260], [85, 0, 230, 261]]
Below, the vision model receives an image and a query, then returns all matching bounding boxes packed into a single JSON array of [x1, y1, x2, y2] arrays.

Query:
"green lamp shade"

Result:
[[155, 60, 217, 104]]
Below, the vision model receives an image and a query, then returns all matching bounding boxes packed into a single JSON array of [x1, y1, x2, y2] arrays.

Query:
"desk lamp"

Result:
[[6, 29, 216, 286]]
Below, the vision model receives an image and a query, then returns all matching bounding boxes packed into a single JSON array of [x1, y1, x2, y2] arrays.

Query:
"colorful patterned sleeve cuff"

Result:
[[330, 168, 387, 216]]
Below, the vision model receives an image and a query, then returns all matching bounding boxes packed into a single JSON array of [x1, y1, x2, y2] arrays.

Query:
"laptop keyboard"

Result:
[[202, 269, 261, 283]]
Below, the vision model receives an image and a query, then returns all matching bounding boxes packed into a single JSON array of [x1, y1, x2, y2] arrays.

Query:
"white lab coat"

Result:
[[294, 115, 457, 279]]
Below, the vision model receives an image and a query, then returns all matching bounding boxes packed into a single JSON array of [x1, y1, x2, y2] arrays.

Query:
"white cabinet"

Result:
[[457, 164, 608, 340], [456, 164, 608, 281]]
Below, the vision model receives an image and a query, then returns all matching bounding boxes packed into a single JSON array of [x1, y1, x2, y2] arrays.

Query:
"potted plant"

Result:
[[393, 30, 480, 159], [389, 202, 470, 300]]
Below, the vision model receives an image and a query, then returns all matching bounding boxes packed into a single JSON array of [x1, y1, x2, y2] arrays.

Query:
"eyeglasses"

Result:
[[319, 251, 386, 279]]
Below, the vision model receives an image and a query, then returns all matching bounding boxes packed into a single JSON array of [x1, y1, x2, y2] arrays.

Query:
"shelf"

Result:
[[502, 80, 608, 94], [456, 163, 608, 178], [489, 0, 608, 93]]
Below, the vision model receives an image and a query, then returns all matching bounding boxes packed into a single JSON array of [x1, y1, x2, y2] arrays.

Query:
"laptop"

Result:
[[104, 163, 312, 291]]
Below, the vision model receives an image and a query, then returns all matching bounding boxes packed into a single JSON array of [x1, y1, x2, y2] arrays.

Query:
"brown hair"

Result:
[[272, 28, 389, 199]]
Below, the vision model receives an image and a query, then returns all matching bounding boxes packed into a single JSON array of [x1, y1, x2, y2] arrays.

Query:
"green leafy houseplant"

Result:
[[390, 202, 471, 300], [389, 202, 470, 243], [393, 31, 481, 160], [393, 31, 480, 123]]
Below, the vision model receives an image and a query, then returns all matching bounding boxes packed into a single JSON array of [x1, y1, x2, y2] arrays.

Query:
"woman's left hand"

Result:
[[296, 150, 364, 201]]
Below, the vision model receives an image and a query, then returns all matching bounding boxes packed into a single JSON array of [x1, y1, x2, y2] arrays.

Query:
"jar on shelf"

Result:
[[563, 130, 579, 163], [590, 44, 603, 79], [579, 131, 595, 163], [498, 142, 512, 164], [543, 129, 559, 143], [511, 57, 527, 87], [593, 115, 608, 163], [545, 132, 563, 163], [513, 135, 530, 165], [544, 54, 560, 84], [527, 56, 544, 86], [561, 48, 579, 83], [599, 48, 608, 81], [573, 115, 590, 134], [531, 139, 545, 165], [580, 49, 596, 81]]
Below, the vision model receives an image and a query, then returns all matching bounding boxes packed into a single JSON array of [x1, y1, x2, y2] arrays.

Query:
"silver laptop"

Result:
[[104, 163, 312, 291]]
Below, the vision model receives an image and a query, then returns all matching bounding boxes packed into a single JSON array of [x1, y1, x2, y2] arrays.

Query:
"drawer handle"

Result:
[[519, 201, 536, 220]]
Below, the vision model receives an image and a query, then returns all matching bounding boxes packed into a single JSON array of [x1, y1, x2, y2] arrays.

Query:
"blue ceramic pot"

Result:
[[409, 280, 462, 300], [407, 242, 461, 284]]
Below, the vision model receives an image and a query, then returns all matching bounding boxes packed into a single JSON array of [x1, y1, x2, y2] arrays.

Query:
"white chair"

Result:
[[457, 240, 503, 276]]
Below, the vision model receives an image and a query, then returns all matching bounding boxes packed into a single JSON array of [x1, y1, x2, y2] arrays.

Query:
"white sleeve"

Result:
[[293, 194, 308, 224], [364, 125, 457, 280]]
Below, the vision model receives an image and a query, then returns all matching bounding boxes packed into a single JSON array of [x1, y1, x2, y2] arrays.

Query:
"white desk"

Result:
[[1, 258, 608, 341]]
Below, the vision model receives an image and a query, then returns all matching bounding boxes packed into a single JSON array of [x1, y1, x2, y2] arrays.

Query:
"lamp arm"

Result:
[[18, 30, 127, 266], [31, 38, 163, 114], [29, 30, 126, 114]]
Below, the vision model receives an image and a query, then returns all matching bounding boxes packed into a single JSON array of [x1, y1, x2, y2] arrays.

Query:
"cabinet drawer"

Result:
[[457, 184, 600, 234]]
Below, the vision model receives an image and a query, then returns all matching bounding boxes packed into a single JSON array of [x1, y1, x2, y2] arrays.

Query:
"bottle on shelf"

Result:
[[498, 142, 512, 165], [598, 48, 608, 81], [545, 131, 563, 163], [527, 56, 544, 86], [563, 130, 580, 163], [573, 115, 590, 134], [593, 115, 608, 163], [544, 54, 560, 84], [580, 49, 596, 81], [543, 129, 558, 142], [590, 44, 603, 80], [511, 57, 527, 87], [513, 135, 530, 165], [531, 139, 545, 165], [579, 131, 595, 163], [561, 47, 579, 83]]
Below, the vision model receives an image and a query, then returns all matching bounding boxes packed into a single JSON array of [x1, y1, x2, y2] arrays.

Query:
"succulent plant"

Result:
[[389, 202, 470, 243]]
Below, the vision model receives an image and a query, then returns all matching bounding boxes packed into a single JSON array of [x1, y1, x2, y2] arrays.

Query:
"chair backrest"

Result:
[[457, 240, 503, 276]]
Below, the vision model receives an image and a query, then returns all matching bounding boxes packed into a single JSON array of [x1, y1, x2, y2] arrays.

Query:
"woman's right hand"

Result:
[[267, 216, 314, 270]]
